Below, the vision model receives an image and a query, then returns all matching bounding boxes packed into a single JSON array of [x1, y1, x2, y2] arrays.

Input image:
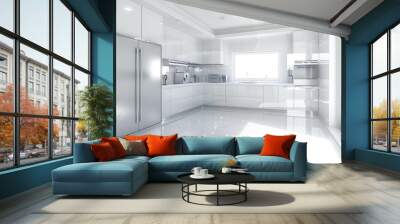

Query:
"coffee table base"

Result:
[[181, 183, 249, 206]]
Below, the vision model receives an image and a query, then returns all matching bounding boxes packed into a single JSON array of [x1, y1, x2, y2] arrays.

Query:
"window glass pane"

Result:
[[74, 69, 89, 118], [19, 117, 49, 165], [20, 0, 49, 49], [391, 120, 400, 153], [53, 59, 72, 117], [234, 53, 279, 80], [75, 18, 89, 70], [372, 121, 388, 151], [0, 116, 13, 170], [372, 33, 387, 76], [391, 72, 400, 118], [0, 0, 14, 31], [372, 77, 387, 119], [0, 35, 14, 113], [53, 119, 72, 158], [20, 44, 49, 115], [391, 24, 400, 70], [75, 120, 88, 143], [53, 0, 72, 60]]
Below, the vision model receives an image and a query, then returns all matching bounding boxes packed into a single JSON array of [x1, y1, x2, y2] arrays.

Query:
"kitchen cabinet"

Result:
[[117, 0, 142, 40], [142, 7, 163, 44], [201, 39, 224, 64], [226, 84, 263, 108], [163, 26, 202, 64], [117, 0, 163, 45], [263, 86, 280, 108], [292, 31, 318, 60], [162, 83, 206, 119], [162, 83, 319, 119], [204, 83, 226, 106]]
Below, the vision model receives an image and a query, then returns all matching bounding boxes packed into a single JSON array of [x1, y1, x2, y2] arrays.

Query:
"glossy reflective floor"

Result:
[[136, 106, 341, 164]]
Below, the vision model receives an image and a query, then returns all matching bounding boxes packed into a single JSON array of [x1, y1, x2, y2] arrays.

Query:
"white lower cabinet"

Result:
[[204, 83, 226, 106], [226, 84, 263, 108], [162, 83, 319, 119]]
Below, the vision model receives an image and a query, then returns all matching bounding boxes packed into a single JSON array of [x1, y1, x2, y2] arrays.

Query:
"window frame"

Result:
[[370, 21, 400, 154], [233, 51, 280, 82], [0, 0, 92, 171]]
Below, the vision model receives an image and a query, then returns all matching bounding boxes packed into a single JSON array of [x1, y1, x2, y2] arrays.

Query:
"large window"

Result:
[[371, 23, 400, 153], [234, 52, 279, 81], [0, 0, 91, 170]]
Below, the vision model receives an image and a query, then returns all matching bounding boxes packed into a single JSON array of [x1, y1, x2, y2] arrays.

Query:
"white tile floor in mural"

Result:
[[135, 106, 341, 164]]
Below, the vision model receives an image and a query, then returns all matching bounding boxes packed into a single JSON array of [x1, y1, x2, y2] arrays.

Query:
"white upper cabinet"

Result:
[[117, 0, 142, 40], [117, 0, 163, 45], [292, 31, 319, 60], [142, 7, 163, 45], [201, 39, 224, 64]]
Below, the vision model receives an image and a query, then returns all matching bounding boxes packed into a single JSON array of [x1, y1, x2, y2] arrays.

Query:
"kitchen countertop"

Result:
[[162, 82, 319, 88]]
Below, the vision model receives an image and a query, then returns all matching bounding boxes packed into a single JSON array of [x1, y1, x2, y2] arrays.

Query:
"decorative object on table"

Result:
[[79, 84, 113, 140], [177, 173, 255, 206], [190, 167, 214, 179]]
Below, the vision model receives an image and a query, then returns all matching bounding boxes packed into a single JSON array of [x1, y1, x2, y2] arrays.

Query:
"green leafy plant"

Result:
[[79, 84, 113, 140]]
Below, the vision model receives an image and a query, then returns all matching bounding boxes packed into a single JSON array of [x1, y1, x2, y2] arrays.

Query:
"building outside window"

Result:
[[0, 0, 91, 170], [370, 23, 400, 154]]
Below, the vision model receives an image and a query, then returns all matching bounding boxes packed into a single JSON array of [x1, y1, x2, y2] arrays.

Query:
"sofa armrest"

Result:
[[289, 141, 307, 181], [73, 140, 100, 163]]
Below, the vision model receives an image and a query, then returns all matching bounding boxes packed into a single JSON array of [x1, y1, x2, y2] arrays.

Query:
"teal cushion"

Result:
[[149, 155, 235, 172], [53, 159, 147, 183], [179, 136, 236, 155], [236, 137, 263, 155], [236, 155, 293, 172]]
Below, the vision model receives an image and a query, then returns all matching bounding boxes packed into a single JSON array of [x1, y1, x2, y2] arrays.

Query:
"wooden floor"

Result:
[[1, 162, 400, 224]]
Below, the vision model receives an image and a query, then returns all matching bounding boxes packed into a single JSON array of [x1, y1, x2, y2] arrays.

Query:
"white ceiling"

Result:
[[162, 0, 384, 37], [177, 5, 267, 30], [225, 0, 353, 24]]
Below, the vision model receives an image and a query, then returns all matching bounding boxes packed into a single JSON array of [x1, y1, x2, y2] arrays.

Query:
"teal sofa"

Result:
[[52, 136, 307, 196]]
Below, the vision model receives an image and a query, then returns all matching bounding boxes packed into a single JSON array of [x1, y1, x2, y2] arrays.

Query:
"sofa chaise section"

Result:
[[52, 142, 149, 196]]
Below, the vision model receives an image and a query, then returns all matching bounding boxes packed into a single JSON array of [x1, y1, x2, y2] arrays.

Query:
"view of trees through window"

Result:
[[371, 23, 400, 153], [0, 0, 91, 170]]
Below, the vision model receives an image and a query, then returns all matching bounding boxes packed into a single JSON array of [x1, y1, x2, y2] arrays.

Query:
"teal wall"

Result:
[[0, 0, 116, 200], [343, 0, 400, 170]]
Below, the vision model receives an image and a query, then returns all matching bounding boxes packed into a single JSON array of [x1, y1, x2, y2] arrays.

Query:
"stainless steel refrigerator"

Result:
[[116, 35, 162, 136]]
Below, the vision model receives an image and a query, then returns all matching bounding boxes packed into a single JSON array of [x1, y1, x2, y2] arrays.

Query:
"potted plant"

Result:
[[79, 84, 113, 140]]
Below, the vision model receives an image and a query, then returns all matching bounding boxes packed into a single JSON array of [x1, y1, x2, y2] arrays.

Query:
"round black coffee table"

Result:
[[177, 173, 255, 206]]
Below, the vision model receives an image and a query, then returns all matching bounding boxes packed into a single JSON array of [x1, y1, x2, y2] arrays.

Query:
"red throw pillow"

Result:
[[146, 134, 178, 157], [91, 142, 118, 162], [101, 137, 127, 158], [260, 134, 296, 159]]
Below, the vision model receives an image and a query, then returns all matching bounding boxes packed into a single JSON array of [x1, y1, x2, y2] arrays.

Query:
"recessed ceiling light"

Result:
[[124, 6, 133, 12]]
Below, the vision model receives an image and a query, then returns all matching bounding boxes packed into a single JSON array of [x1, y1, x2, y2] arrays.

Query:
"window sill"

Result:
[[0, 156, 72, 175]]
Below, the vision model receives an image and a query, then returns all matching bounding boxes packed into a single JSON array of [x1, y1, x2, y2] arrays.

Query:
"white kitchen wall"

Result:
[[222, 33, 293, 83], [317, 33, 342, 146]]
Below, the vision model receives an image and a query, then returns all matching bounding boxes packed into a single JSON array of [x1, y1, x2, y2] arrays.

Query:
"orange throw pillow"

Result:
[[146, 134, 178, 157], [101, 137, 127, 158], [260, 134, 296, 159], [91, 142, 118, 162]]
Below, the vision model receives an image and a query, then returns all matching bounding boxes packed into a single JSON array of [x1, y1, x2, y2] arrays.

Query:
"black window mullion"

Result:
[[388, 30, 392, 152], [48, 0, 54, 160], [71, 10, 76, 154], [13, 0, 20, 167]]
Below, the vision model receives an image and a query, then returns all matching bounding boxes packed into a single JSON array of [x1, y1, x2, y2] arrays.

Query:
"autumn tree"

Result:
[[0, 84, 60, 154]]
